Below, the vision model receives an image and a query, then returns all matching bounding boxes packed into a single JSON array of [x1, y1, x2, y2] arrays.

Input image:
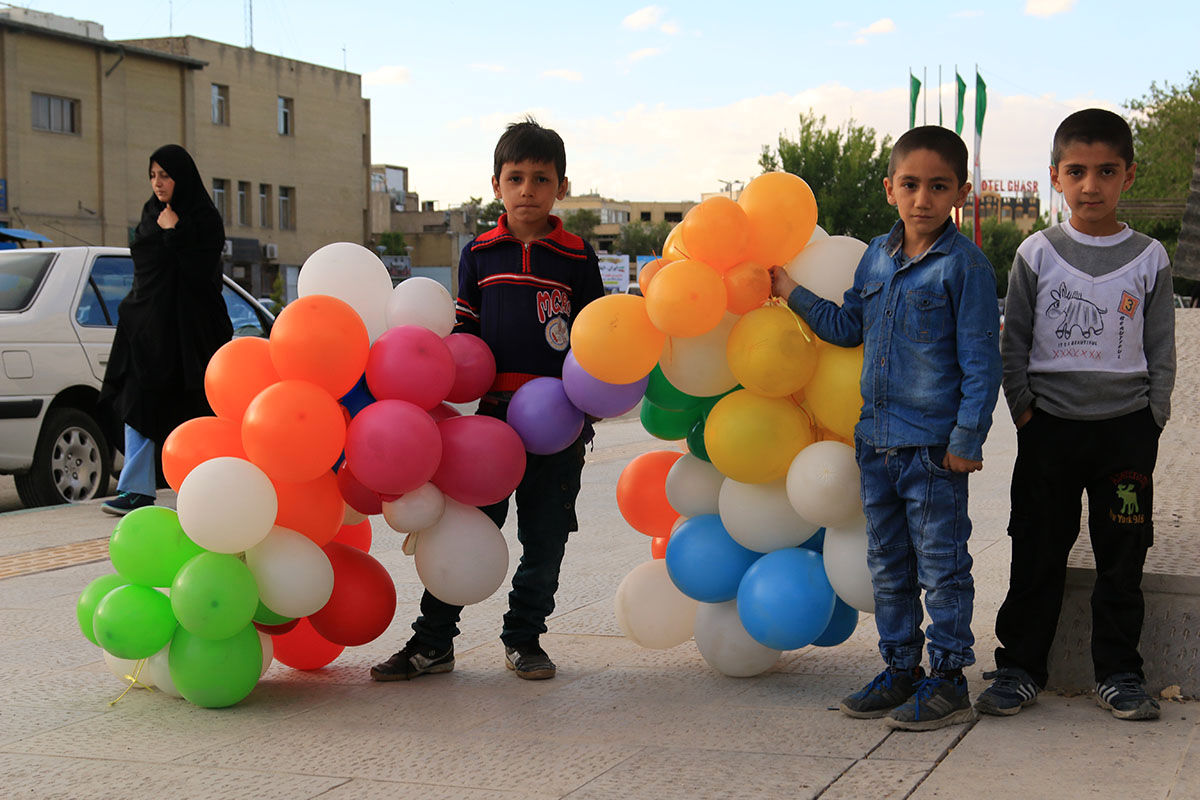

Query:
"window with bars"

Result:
[[32, 93, 79, 134]]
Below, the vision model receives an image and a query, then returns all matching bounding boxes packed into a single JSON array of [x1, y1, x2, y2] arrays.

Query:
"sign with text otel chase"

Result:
[[979, 179, 1039, 195]]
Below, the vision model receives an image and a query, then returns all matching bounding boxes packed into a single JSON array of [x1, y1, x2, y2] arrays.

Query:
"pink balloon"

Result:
[[443, 333, 497, 403], [336, 462, 382, 515], [365, 325, 455, 410], [431, 416, 526, 506], [343, 399, 442, 495], [429, 403, 462, 423]]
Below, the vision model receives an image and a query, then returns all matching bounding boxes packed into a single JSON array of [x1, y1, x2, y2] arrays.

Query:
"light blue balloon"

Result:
[[665, 514, 761, 603], [737, 547, 835, 650], [812, 596, 859, 647]]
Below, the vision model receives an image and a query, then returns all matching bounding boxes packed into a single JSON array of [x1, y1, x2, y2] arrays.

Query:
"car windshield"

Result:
[[0, 251, 55, 311]]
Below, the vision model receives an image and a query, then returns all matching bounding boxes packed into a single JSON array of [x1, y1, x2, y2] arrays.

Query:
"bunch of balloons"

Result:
[[75, 243, 531, 706], [571, 173, 877, 676]]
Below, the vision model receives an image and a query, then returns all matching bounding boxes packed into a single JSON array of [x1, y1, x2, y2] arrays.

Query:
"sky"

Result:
[[14, 1, 1200, 214]]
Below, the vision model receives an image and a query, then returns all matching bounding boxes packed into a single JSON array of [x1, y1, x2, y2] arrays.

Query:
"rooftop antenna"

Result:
[[244, 0, 253, 49]]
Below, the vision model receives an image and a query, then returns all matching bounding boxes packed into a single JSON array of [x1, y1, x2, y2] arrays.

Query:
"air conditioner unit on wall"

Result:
[[262, 243, 278, 260], [222, 239, 233, 257]]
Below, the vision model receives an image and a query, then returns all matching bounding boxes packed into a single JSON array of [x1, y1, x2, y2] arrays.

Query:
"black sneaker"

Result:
[[886, 672, 975, 731], [975, 667, 1039, 716], [100, 492, 155, 516], [504, 641, 556, 680], [1096, 673, 1160, 720], [840, 666, 925, 719], [370, 641, 454, 682]]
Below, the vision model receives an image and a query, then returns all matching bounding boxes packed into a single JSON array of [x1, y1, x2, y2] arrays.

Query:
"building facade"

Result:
[[553, 193, 695, 253]]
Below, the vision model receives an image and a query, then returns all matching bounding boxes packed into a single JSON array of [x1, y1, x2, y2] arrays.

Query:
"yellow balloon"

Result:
[[704, 390, 814, 484], [570, 294, 665, 384], [805, 345, 864, 441], [726, 306, 818, 397], [738, 172, 818, 268]]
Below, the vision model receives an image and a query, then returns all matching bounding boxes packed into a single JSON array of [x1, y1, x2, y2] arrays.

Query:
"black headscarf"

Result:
[[100, 144, 233, 445]]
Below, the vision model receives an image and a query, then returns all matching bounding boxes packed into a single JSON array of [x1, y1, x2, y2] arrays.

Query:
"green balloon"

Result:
[[109, 506, 203, 587], [169, 624, 262, 708], [253, 600, 294, 627], [686, 417, 711, 463], [645, 366, 705, 412], [171, 552, 259, 640], [92, 584, 178, 659], [640, 398, 700, 440], [76, 574, 129, 646]]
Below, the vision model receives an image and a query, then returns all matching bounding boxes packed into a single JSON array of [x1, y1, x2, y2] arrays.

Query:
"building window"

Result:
[[277, 97, 293, 136], [259, 184, 272, 228], [32, 93, 79, 134], [664, 211, 683, 223], [237, 181, 250, 226], [279, 186, 295, 230], [211, 84, 229, 125], [640, 211, 652, 222], [212, 179, 229, 224]]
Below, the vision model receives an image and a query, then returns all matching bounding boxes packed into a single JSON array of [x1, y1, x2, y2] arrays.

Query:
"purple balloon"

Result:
[[507, 377, 585, 455], [561, 350, 648, 419]]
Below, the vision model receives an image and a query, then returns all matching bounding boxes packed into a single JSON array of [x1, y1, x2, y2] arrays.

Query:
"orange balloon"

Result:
[[738, 172, 818, 267], [269, 294, 370, 398], [645, 259, 727, 338], [333, 520, 373, 552], [638, 257, 668, 294], [205, 337, 280, 422], [273, 470, 345, 546], [242, 379, 347, 483], [570, 293, 665, 384], [650, 535, 669, 559], [616, 450, 683, 538], [723, 260, 771, 314], [162, 416, 246, 491], [681, 196, 750, 272], [662, 223, 692, 261]]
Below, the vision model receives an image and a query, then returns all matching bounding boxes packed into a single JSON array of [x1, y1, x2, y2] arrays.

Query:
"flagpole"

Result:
[[973, 64, 983, 248], [954, 63, 960, 226], [923, 66, 927, 125], [938, 65, 943, 127]]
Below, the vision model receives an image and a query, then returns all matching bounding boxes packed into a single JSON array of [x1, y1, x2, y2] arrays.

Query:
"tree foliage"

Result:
[[562, 209, 601, 242], [377, 231, 409, 255], [758, 111, 895, 241], [1125, 71, 1200, 200], [960, 219, 1039, 297], [466, 197, 506, 234], [616, 220, 672, 258]]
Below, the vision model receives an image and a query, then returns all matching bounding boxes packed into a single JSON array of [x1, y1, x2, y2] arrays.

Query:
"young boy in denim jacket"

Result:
[[975, 109, 1175, 721], [372, 119, 605, 683], [773, 126, 1002, 731]]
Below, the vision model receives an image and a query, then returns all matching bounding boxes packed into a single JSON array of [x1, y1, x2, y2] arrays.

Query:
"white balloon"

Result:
[[613, 559, 698, 649], [245, 526, 335, 618], [103, 650, 155, 688], [823, 521, 874, 613], [718, 477, 820, 553], [298, 242, 394, 341], [414, 499, 508, 606], [343, 503, 368, 526], [382, 482, 446, 534], [258, 631, 274, 678], [783, 236, 867, 306], [177, 457, 277, 554], [385, 277, 455, 337], [665, 454, 724, 518], [694, 600, 781, 677], [807, 224, 829, 245], [658, 312, 739, 398], [145, 644, 181, 697], [786, 441, 864, 528]]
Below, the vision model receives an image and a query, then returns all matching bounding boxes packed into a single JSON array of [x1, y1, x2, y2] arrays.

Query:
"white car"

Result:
[[0, 246, 274, 508]]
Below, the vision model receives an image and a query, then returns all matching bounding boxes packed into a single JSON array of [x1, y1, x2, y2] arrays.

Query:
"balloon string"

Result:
[[109, 658, 154, 706]]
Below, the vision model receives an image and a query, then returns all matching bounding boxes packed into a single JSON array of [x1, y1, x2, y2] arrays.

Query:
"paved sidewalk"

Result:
[[1, 315, 1198, 799]]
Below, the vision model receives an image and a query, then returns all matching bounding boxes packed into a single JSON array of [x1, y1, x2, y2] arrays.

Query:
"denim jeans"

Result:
[[856, 438, 975, 673], [116, 424, 156, 498]]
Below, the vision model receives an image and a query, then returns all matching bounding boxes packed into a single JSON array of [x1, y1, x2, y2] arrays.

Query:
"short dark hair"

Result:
[[1051, 108, 1134, 166], [493, 117, 567, 182], [888, 126, 969, 186]]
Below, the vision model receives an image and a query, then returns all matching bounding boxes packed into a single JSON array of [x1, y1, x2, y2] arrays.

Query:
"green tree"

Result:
[[377, 231, 408, 255], [562, 209, 600, 242], [616, 220, 672, 258], [473, 198, 505, 234], [961, 217, 1049, 297], [1125, 71, 1200, 200], [759, 111, 895, 241]]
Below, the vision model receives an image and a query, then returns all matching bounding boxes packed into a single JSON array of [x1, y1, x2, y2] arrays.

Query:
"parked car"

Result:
[[0, 247, 274, 508]]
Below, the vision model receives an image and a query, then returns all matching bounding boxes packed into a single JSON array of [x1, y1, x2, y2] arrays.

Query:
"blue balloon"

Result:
[[800, 527, 826, 553], [737, 548, 836, 650], [812, 596, 859, 647], [665, 514, 760, 603], [339, 374, 376, 418]]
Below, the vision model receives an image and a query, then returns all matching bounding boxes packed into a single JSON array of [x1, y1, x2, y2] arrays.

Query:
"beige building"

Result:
[[0, 10, 370, 297], [553, 193, 695, 252]]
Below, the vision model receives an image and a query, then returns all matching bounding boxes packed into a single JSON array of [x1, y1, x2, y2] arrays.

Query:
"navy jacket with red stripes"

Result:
[[455, 213, 605, 392]]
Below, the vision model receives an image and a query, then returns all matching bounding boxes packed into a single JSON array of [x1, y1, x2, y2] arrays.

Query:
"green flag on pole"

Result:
[[955, 71, 967, 135], [909, 71, 921, 129], [975, 72, 987, 137]]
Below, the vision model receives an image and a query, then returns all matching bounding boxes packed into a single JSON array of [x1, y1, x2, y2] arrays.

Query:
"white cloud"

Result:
[[362, 65, 411, 86], [850, 36, 869, 46], [470, 63, 506, 73], [660, 21, 680, 35], [1025, 0, 1076, 16], [857, 18, 895, 35], [542, 69, 583, 82], [628, 47, 663, 63], [622, 5, 665, 30]]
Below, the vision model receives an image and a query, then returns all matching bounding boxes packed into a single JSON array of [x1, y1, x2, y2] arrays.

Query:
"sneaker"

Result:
[[369, 641, 454, 682], [840, 666, 925, 719], [504, 641, 556, 680], [1096, 673, 1160, 721], [886, 672, 975, 731], [975, 667, 1040, 716], [100, 492, 155, 516]]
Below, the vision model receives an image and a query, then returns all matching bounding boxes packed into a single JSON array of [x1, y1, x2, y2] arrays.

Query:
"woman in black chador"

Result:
[[100, 144, 232, 515]]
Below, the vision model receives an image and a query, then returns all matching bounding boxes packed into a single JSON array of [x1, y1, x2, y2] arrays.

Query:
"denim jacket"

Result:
[[787, 221, 1002, 461]]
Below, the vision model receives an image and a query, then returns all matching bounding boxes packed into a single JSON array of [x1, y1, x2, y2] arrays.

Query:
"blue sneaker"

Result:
[[886, 672, 975, 731], [840, 666, 925, 719], [100, 492, 155, 516], [975, 667, 1039, 716], [1096, 673, 1160, 721]]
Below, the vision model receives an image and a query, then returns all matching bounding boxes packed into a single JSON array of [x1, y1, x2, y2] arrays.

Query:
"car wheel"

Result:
[[14, 407, 113, 507]]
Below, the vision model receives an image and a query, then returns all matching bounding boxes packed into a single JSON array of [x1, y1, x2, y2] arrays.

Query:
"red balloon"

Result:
[[336, 462, 382, 515], [242, 379, 347, 483], [343, 399, 442, 496], [443, 333, 497, 403], [271, 617, 344, 670], [651, 535, 670, 559], [332, 520, 373, 552], [254, 618, 299, 635], [308, 543, 397, 646], [429, 403, 462, 422], [162, 416, 246, 491], [274, 471, 344, 546], [431, 416, 526, 506], [365, 325, 455, 410]]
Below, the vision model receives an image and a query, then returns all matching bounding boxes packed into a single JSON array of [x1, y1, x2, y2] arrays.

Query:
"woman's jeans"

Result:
[[117, 424, 156, 498]]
